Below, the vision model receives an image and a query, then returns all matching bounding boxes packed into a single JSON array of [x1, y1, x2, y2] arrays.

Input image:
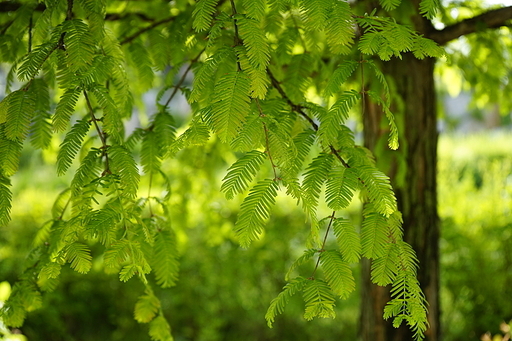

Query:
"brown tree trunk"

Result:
[[361, 54, 440, 341]]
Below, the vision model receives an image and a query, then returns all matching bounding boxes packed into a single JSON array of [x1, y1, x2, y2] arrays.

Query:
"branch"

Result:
[[428, 6, 512, 45], [120, 16, 174, 45]]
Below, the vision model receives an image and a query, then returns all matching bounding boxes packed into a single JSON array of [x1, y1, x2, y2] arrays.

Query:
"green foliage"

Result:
[[0, 0, 454, 339]]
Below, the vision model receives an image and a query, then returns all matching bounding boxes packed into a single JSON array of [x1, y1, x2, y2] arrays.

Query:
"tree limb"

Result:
[[428, 6, 512, 45]]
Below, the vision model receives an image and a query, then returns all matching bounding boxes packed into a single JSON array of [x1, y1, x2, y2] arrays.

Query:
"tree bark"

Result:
[[361, 54, 440, 341]]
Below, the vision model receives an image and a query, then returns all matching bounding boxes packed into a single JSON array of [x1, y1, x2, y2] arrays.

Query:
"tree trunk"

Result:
[[361, 54, 440, 341]]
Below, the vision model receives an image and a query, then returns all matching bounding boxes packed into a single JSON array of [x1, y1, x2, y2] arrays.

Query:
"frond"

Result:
[[134, 291, 161, 323], [64, 242, 92, 274], [242, 0, 266, 19], [76, 0, 106, 39], [366, 60, 391, 106], [190, 47, 235, 103], [171, 118, 210, 153], [325, 1, 354, 55], [62, 19, 96, 72], [412, 36, 444, 59], [361, 212, 388, 259], [4, 89, 36, 140], [84, 205, 121, 245], [325, 166, 358, 210], [70, 149, 102, 208], [209, 71, 251, 143], [419, 0, 440, 20], [28, 79, 52, 149], [53, 87, 82, 132], [323, 61, 358, 97], [379, 0, 401, 11], [332, 218, 361, 263], [265, 276, 308, 327], [17, 41, 58, 82], [127, 41, 154, 89], [238, 16, 270, 70], [51, 188, 71, 219], [358, 165, 397, 216], [285, 249, 318, 280], [0, 125, 23, 177], [283, 54, 313, 102], [234, 179, 279, 248], [149, 314, 173, 341], [366, 90, 399, 150], [371, 242, 398, 286], [141, 130, 161, 175], [301, 0, 330, 31], [230, 113, 264, 152], [301, 153, 334, 218], [221, 150, 267, 200], [57, 119, 91, 175], [104, 239, 131, 269], [152, 111, 176, 156], [286, 128, 315, 177], [153, 224, 180, 288], [320, 250, 355, 298], [109, 145, 140, 198], [0, 175, 12, 226], [192, 0, 220, 32], [318, 90, 359, 147], [302, 279, 336, 320]]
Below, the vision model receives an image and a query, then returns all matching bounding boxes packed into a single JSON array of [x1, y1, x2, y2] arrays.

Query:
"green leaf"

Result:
[[234, 179, 279, 247], [0, 175, 12, 226], [332, 218, 361, 263], [265, 276, 307, 327], [65, 242, 93, 274], [361, 212, 388, 259], [209, 71, 251, 143], [4, 89, 36, 140], [192, 0, 220, 32], [323, 61, 358, 97], [320, 250, 355, 298], [53, 87, 82, 132], [238, 17, 270, 70], [149, 315, 173, 341], [243, 0, 266, 20], [379, 0, 401, 11], [285, 249, 318, 281], [358, 165, 397, 216], [325, 166, 359, 210], [62, 19, 96, 72], [325, 1, 355, 55], [109, 145, 140, 198], [301, 153, 334, 218], [419, 0, 440, 20], [134, 291, 161, 323], [153, 226, 180, 288], [302, 279, 336, 320], [221, 150, 267, 200], [57, 119, 91, 175]]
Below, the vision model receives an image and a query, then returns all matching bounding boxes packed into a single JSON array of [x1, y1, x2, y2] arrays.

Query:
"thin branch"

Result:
[[310, 212, 336, 279], [120, 16, 174, 45], [163, 48, 206, 108], [84, 90, 111, 175], [428, 6, 512, 45], [230, 0, 242, 71], [267, 69, 351, 169]]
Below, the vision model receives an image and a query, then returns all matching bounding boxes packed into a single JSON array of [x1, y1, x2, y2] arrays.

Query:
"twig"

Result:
[[229, 0, 242, 71], [84, 90, 111, 175], [120, 16, 175, 45], [310, 212, 336, 279], [256, 99, 279, 180]]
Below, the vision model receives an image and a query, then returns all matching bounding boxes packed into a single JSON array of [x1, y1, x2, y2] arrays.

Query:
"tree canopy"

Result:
[[0, 0, 511, 340]]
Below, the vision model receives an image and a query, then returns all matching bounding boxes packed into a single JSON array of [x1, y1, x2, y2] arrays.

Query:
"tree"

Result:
[[359, 2, 512, 341], [0, 0, 506, 340]]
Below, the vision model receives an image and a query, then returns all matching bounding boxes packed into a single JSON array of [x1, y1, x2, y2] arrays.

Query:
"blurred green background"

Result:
[[1, 132, 511, 341]]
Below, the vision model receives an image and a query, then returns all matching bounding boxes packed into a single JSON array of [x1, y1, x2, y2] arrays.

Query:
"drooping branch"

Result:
[[428, 6, 512, 45]]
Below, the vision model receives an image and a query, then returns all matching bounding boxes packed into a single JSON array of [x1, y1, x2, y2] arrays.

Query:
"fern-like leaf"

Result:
[[234, 179, 279, 247], [28, 79, 52, 149], [149, 314, 173, 341], [301, 153, 334, 218], [302, 279, 336, 320], [361, 212, 388, 259], [238, 16, 270, 70], [134, 291, 161, 323], [5, 89, 36, 140], [379, 0, 401, 11], [325, 166, 359, 210], [62, 19, 96, 72], [285, 249, 318, 280], [53, 87, 81, 132], [325, 1, 354, 55], [192, 0, 220, 32], [419, 0, 440, 20], [323, 61, 358, 97], [153, 226, 179, 288], [109, 145, 140, 198], [318, 90, 359, 147], [221, 150, 267, 200], [65, 242, 92, 274], [371, 242, 399, 286], [57, 119, 91, 175], [0, 125, 23, 177], [87, 84, 122, 143], [0, 175, 12, 226], [265, 276, 308, 327], [320, 250, 355, 298], [332, 218, 361, 263], [358, 165, 397, 216], [209, 71, 251, 143]]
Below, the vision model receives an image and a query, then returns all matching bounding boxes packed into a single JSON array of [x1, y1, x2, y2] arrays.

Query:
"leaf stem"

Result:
[[84, 90, 111, 175], [310, 211, 336, 279]]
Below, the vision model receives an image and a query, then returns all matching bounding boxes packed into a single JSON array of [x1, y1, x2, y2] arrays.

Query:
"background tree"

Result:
[[359, 2, 512, 341]]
